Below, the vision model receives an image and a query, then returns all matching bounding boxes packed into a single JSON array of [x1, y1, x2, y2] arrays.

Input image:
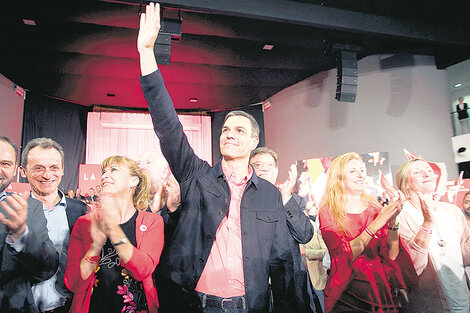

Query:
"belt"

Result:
[[42, 308, 63, 313], [197, 292, 247, 310], [41, 304, 68, 313]]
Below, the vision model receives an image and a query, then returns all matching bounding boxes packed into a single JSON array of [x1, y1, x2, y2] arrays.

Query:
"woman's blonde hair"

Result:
[[395, 158, 426, 198], [101, 156, 150, 210], [320, 152, 375, 235]]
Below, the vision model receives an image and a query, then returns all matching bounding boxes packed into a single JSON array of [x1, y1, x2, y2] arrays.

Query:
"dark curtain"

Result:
[[210, 105, 265, 164], [21, 92, 90, 192]]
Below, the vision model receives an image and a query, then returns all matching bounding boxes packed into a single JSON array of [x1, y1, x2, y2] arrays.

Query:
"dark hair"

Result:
[[0, 135, 19, 164], [224, 110, 260, 138], [21, 137, 64, 168], [250, 147, 278, 167]]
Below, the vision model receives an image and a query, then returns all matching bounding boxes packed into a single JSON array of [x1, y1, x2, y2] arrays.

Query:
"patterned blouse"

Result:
[[89, 211, 148, 313]]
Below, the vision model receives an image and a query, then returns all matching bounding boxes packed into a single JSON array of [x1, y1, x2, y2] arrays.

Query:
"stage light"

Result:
[[23, 19, 36, 26]]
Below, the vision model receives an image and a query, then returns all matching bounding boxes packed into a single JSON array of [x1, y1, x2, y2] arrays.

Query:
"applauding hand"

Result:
[[0, 192, 30, 242]]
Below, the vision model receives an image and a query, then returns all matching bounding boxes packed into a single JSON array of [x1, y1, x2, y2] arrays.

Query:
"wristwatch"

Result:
[[112, 237, 129, 246]]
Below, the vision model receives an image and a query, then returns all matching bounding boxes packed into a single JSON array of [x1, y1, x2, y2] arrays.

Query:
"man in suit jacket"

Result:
[[0, 135, 59, 312], [83, 187, 97, 204], [20, 137, 87, 313], [250, 147, 315, 313]]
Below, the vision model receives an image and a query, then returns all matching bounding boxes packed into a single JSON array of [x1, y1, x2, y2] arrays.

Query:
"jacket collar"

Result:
[[135, 210, 145, 247], [214, 159, 260, 189]]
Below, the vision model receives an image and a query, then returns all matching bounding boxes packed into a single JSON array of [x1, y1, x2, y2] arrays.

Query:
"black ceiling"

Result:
[[1, 0, 469, 111]]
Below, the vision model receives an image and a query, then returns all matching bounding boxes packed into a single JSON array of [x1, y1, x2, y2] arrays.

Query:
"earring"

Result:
[[130, 177, 139, 188]]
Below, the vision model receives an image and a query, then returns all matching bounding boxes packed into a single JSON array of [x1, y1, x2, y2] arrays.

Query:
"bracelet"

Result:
[[112, 237, 129, 247], [84, 255, 100, 264], [364, 227, 377, 238], [419, 225, 433, 234], [389, 222, 400, 231]]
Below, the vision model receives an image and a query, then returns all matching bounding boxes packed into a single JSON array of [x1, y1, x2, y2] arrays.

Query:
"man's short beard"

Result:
[[464, 209, 470, 219], [0, 177, 13, 193]]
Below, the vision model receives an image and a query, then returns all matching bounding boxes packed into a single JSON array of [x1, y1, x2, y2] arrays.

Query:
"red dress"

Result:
[[319, 205, 417, 313]]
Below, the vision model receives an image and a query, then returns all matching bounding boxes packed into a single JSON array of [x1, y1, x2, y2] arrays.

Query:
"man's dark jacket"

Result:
[[286, 193, 314, 313], [0, 196, 59, 312], [456, 102, 469, 120], [140, 70, 297, 313], [54, 197, 87, 299]]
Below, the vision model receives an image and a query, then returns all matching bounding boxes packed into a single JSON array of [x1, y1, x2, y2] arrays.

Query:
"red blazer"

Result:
[[65, 210, 164, 313]]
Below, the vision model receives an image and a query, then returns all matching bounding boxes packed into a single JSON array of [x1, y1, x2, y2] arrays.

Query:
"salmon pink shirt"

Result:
[[195, 163, 252, 298]]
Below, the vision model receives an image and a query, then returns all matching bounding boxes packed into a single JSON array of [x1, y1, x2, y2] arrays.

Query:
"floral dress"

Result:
[[89, 211, 148, 313]]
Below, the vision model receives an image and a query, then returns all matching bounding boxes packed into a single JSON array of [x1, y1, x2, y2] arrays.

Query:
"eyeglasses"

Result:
[[251, 162, 276, 170]]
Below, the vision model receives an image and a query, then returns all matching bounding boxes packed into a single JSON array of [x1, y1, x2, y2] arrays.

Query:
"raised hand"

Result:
[[0, 191, 30, 242], [89, 210, 107, 251], [371, 200, 402, 232], [137, 2, 161, 53], [280, 164, 297, 204], [165, 175, 181, 212], [379, 170, 406, 204], [418, 192, 435, 228], [96, 192, 120, 234]]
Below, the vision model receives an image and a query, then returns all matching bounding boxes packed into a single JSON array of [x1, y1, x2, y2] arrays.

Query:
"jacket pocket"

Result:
[[197, 177, 222, 197], [256, 211, 278, 223]]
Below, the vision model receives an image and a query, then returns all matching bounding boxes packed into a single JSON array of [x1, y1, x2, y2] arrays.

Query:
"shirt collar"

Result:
[[221, 161, 253, 185], [0, 190, 6, 202], [214, 159, 259, 189], [31, 189, 67, 209], [57, 190, 67, 207]]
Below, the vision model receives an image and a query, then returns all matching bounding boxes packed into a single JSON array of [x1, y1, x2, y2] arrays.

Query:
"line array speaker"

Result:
[[154, 33, 171, 65], [153, 15, 182, 65], [335, 51, 358, 102]]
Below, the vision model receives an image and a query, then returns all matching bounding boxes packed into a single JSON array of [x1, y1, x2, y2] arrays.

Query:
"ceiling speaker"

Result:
[[335, 51, 358, 102], [154, 33, 171, 65]]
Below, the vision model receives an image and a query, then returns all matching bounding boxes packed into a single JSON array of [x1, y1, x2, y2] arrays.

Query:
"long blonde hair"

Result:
[[320, 152, 375, 235], [101, 156, 150, 210]]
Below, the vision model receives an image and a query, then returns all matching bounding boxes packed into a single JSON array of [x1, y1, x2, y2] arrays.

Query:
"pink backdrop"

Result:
[[86, 112, 212, 165]]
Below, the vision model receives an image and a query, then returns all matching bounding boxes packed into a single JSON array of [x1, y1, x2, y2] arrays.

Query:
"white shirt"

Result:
[[31, 191, 70, 311]]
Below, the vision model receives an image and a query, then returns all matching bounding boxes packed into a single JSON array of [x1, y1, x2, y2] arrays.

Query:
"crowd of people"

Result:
[[1, 3, 469, 313]]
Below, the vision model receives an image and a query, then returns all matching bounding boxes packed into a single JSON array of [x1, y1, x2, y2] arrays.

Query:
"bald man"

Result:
[[0, 136, 59, 312], [138, 150, 171, 213]]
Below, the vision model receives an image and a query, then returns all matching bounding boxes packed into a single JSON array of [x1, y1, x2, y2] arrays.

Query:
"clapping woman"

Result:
[[319, 152, 416, 312], [395, 158, 470, 313], [65, 156, 164, 313]]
